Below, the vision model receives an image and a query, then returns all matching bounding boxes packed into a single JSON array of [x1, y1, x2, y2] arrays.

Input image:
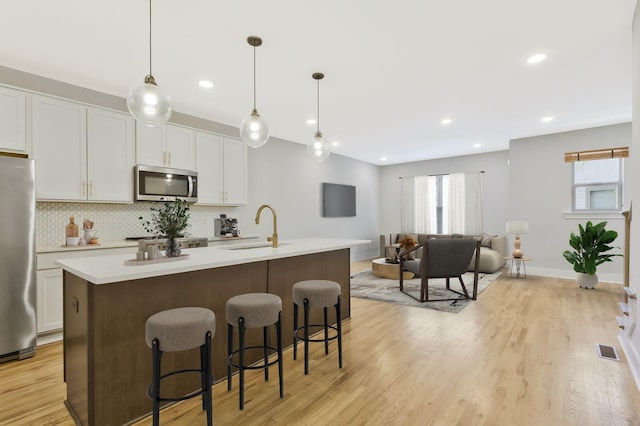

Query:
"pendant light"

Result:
[[307, 72, 330, 162], [127, 0, 172, 127], [239, 36, 270, 148]]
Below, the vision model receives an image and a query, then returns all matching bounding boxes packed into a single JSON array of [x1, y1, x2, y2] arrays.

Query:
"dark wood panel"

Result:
[[266, 249, 351, 349], [63, 272, 90, 426]]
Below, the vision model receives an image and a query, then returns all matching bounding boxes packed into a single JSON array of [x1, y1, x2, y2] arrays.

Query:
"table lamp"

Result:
[[506, 221, 529, 258]]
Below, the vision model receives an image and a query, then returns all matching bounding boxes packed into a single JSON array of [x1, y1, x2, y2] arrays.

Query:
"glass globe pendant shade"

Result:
[[307, 131, 330, 162], [240, 109, 270, 148], [127, 75, 172, 127]]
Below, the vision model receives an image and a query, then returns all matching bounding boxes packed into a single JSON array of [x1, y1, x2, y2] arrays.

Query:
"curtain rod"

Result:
[[398, 171, 485, 179]]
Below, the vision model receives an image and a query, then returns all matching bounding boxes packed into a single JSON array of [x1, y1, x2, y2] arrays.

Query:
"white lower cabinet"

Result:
[[36, 268, 63, 333], [35, 245, 138, 334]]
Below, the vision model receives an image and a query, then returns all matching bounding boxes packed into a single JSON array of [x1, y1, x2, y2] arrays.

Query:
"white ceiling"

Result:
[[0, 0, 635, 165]]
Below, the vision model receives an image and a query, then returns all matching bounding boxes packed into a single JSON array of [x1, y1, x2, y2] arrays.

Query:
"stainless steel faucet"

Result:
[[255, 204, 278, 248]]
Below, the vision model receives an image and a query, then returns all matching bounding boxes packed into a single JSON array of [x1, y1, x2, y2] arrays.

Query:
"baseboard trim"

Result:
[[525, 267, 623, 284], [619, 332, 640, 391]]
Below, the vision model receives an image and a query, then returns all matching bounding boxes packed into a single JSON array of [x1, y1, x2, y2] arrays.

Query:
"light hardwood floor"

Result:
[[2, 261, 640, 425]]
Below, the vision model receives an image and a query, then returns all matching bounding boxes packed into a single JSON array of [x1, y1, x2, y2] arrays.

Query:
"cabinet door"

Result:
[[135, 123, 165, 167], [166, 124, 196, 171], [195, 132, 224, 204], [32, 96, 87, 200], [0, 86, 26, 153], [222, 138, 247, 205], [87, 108, 135, 202], [36, 268, 63, 333]]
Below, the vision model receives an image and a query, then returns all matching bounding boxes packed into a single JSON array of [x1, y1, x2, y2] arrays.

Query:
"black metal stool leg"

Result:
[[336, 296, 343, 368], [323, 306, 329, 355], [239, 317, 246, 410], [293, 302, 298, 360], [277, 311, 284, 398], [304, 298, 310, 375], [151, 339, 161, 426], [263, 325, 269, 381], [203, 331, 213, 426], [227, 323, 233, 391]]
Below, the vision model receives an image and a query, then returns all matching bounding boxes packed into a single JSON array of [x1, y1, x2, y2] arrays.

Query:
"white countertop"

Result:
[[36, 235, 259, 254], [56, 238, 370, 285]]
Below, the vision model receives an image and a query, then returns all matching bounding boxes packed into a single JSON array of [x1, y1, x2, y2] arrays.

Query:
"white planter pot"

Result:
[[577, 272, 598, 289]]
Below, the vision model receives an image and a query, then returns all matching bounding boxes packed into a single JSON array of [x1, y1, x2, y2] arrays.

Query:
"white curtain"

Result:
[[447, 173, 465, 233], [464, 172, 483, 234], [415, 176, 434, 233], [447, 172, 483, 234], [400, 177, 415, 234]]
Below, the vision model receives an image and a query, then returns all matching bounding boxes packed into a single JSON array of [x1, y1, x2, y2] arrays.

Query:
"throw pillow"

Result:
[[481, 233, 494, 248]]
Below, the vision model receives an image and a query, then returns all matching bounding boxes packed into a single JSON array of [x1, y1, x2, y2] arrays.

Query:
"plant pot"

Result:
[[577, 272, 598, 289]]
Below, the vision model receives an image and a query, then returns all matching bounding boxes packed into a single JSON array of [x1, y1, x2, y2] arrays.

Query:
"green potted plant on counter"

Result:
[[562, 221, 621, 289], [139, 198, 191, 257]]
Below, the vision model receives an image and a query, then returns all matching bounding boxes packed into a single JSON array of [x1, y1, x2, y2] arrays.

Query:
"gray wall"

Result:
[[231, 139, 381, 261], [379, 150, 510, 238], [508, 123, 630, 282]]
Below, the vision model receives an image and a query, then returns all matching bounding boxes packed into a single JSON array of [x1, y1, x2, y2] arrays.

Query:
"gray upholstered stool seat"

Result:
[[145, 307, 215, 426], [146, 307, 216, 352], [226, 293, 283, 410], [226, 293, 282, 328], [293, 280, 341, 308], [292, 280, 343, 375]]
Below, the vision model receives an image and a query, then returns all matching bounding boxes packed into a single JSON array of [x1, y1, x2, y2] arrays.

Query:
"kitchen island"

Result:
[[57, 238, 368, 426]]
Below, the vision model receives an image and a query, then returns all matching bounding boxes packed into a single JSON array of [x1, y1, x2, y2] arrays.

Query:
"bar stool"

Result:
[[292, 280, 343, 374], [145, 307, 215, 426], [226, 293, 283, 410]]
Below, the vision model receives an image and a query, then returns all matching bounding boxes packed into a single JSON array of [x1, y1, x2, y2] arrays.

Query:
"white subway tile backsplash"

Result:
[[36, 202, 231, 246]]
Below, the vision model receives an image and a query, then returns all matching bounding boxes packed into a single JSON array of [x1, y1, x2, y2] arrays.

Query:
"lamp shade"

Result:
[[506, 221, 529, 235]]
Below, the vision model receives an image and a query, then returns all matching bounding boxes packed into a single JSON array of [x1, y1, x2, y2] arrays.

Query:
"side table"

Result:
[[504, 257, 533, 278]]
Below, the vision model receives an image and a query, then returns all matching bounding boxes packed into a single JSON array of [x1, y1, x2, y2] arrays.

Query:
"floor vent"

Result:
[[596, 344, 621, 362]]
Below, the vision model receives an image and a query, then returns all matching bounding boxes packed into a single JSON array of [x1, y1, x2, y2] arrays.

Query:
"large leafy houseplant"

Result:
[[562, 221, 620, 276]]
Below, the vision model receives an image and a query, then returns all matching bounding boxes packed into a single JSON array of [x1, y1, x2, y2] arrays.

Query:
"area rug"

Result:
[[350, 270, 501, 313]]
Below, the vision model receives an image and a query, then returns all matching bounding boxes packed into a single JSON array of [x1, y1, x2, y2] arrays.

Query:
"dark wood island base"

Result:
[[63, 248, 351, 426]]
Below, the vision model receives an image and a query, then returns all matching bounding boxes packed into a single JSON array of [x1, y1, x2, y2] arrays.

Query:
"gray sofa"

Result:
[[379, 233, 507, 274]]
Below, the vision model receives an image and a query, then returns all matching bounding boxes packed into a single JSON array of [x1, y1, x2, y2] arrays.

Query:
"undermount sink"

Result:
[[224, 242, 290, 250]]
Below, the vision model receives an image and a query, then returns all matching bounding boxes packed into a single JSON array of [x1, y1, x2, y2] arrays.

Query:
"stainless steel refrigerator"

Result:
[[0, 155, 36, 362]]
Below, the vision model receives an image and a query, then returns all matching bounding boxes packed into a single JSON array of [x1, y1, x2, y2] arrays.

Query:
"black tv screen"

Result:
[[323, 183, 356, 217]]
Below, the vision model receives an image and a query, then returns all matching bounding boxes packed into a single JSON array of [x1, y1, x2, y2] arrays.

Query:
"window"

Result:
[[572, 158, 622, 211]]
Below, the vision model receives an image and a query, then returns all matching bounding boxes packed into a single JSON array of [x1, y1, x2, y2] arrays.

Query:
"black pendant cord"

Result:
[[148, 0, 153, 76]]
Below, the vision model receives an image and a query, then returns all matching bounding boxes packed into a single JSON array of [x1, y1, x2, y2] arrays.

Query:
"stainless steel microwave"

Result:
[[134, 165, 198, 202]]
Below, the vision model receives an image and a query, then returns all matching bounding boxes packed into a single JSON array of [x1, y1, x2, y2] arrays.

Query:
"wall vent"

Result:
[[596, 344, 621, 361]]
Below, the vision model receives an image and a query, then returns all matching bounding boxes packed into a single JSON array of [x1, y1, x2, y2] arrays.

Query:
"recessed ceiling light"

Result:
[[473, 143, 482, 148], [198, 80, 214, 89], [331, 141, 340, 147], [306, 119, 316, 125], [541, 116, 554, 122], [380, 157, 387, 161], [441, 118, 452, 125], [527, 53, 547, 64]]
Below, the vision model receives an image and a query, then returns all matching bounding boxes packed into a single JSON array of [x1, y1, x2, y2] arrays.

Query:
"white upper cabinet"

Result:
[[222, 138, 247, 205], [195, 132, 247, 205], [0, 86, 27, 153], [136, 123, 196, 171], [32, 95, 135, 202], [87, 108, 135, 202], [32, 95, 87, 200]]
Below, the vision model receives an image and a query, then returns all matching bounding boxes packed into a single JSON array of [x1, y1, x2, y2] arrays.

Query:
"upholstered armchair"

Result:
[[398, 238, 481, 302]]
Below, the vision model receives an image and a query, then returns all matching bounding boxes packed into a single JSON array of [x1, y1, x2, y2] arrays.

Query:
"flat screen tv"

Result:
[[323, 183, 356, 217]]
